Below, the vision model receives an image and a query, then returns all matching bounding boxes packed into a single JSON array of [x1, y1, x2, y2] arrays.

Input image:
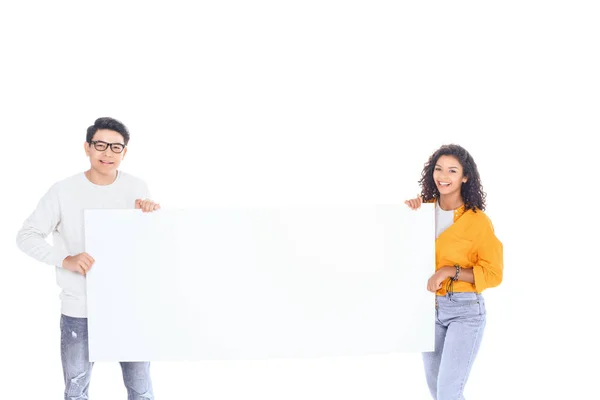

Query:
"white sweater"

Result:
[[16, 171, 150, 317]]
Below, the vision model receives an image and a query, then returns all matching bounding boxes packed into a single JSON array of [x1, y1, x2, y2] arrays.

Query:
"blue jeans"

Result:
[[60, 315, 154, 400], [422, 293, 486, 400]]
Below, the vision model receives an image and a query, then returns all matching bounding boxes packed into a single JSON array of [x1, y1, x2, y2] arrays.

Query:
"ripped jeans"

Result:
[[60, 315, 154, 400]]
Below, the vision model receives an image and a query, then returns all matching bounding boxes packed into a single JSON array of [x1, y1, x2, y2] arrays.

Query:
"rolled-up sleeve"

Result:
[[472, 217, 503, 292]]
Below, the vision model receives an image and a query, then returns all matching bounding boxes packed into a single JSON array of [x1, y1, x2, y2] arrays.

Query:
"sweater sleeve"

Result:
[[16, 184, 70, 268], [472, 216, 503, 292]]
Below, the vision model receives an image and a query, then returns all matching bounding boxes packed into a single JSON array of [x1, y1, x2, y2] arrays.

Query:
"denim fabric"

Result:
[[422, 293, 486, 400], [60, 315, 154, 400]]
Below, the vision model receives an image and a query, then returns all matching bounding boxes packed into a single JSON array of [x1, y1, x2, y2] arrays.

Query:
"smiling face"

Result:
[[433, 155, 467, 197], [84, 129, 127, 176]]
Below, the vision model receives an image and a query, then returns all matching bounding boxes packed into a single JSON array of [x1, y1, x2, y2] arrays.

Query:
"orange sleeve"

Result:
[[472, 216, 503, 292]]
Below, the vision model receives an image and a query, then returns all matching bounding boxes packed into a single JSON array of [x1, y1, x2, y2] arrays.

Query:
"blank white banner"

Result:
[[84, 204, 434, 361]]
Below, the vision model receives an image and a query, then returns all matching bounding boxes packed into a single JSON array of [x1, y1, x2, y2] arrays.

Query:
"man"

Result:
[[17, 117, 159, 399]]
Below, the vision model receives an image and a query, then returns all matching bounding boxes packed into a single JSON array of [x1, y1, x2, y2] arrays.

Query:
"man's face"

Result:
[[84, 129, 127, 174]]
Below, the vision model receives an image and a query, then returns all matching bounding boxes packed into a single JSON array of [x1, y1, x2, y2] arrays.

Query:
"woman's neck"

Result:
[[438, 193, 464, 211]]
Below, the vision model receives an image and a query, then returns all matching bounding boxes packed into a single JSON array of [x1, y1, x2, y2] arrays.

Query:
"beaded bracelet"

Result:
[[452, 264, 461, 281]]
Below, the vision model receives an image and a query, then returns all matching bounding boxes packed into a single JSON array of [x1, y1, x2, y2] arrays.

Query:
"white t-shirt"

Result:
[[435, 200, 455, 238], [16, 171, 150, 317]]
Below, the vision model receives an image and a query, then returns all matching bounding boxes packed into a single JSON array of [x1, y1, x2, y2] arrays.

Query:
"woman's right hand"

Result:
[[404, 195, 423, 210]]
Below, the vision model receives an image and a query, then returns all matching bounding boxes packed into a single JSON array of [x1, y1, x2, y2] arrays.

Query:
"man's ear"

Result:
[[84, 141, 91, 157], [121, 146, 128, 159]]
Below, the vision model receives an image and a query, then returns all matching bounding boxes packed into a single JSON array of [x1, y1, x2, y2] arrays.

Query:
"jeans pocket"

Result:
[[448, 293, 479, 305], [448, 294, 483, 319]]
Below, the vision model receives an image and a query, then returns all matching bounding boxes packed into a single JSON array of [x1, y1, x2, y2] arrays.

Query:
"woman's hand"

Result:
[[427, 266, 455, 292], [405, 195, 423, 210]]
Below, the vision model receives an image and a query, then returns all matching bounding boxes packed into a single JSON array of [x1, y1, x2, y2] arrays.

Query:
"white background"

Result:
[[0, 1, 597, 399]]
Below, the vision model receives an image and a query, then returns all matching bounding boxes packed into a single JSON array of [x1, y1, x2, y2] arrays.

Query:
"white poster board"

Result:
[[85, 205, 434, 361]]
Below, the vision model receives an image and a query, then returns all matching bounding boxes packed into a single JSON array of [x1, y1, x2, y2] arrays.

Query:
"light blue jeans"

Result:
[[422, 292, 486, 400], [60, 315, 154, 400]]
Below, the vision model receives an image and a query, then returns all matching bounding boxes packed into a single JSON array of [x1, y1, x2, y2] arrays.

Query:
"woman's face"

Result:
[[433, 155, 467, 196]]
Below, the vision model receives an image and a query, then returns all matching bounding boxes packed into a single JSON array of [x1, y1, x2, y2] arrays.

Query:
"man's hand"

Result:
[[63, 253, 95, 276], [135, 199, 161, 213]]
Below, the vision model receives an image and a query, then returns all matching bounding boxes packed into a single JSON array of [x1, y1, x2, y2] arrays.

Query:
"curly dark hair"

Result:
[[86, 117, 130, 145], [418, 144, 486, 212]]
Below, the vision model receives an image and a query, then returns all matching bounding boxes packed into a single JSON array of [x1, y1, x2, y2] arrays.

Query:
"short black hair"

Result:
[[86, 117, 130, 145]]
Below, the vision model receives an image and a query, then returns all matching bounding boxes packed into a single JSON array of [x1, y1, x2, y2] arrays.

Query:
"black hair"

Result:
[[418, 144, 486, 212], [86, 117, 130, 145]]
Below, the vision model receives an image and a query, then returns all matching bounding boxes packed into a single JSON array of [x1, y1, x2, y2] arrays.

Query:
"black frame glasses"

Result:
[[89, 140, 126, 153]]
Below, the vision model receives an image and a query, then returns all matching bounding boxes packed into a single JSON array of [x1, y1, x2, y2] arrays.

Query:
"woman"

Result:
[[405, 144, 503, 400]]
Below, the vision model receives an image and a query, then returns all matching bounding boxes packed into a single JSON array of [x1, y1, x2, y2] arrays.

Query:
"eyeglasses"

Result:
[[89, 140, 126, 153]]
